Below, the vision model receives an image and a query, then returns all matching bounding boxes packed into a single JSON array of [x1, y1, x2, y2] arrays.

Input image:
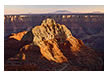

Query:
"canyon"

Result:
[[4, 18, 104, 71], [4, 14, 104, 52]]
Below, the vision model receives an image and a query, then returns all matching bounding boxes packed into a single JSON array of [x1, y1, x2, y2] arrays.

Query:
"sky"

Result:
[[4, 5, 104, 14]]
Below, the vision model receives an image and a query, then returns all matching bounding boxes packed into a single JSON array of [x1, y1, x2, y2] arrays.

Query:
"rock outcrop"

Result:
[[4, 18, 103, 71], [4, 31, 27, 60], [21, 18, 83, 63], [4, 14, 104, 51], [9, 31, 27, 40]]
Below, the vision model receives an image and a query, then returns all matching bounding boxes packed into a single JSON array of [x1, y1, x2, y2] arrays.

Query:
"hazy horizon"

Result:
[[4, 5, 104, 14]]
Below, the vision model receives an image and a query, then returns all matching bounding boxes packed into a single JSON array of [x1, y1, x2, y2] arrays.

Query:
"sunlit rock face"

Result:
[[4, 31, 27, 60], [9, 31, 27, 41], [5, 18, 103, 71], [20, 18, 103, 67], [32, 18, 72, 46], [4, 14, 104, 52]]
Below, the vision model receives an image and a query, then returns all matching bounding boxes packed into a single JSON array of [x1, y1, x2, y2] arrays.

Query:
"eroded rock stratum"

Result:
[[4, 18, 103, 71]]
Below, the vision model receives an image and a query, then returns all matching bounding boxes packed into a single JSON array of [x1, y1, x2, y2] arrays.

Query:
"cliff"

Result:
[[4, 18, 103, 71], [4, 14, 104, 51]]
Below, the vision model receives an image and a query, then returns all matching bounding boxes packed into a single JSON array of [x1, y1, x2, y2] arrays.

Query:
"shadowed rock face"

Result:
[[21, 18, 83, 63], [4, 14, 104, 51], [22, 18, 72, 47], [4, 18, 103, 71], [4, 31, 29, 61]]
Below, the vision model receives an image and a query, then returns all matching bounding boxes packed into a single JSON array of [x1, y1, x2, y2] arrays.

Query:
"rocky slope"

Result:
[[4, 14, 104, 51], [4, 18, 103, 71]]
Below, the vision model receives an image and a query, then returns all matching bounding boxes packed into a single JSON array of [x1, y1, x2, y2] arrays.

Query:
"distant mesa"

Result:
[[53, 10, 72, 14]]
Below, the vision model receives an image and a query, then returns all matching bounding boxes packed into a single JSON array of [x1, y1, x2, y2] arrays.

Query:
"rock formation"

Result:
[[4, 14, 104, 51], [9, 31, 27, 40], [4, 18, 103, 71], [4, 31, 28, 60]]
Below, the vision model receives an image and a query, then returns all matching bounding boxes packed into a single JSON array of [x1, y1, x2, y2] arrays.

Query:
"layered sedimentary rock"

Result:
[[4, 18, 103, 71], [20, 18, 81, 63], [4, 14, 104, 51]]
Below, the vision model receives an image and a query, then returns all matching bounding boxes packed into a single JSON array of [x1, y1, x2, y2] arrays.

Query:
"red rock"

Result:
[[4, 18, 103, 71], [9, 31, 27, 41]]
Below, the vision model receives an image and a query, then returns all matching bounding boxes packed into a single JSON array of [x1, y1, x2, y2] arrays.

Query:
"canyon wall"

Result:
[[4, 14, 104, 51]]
